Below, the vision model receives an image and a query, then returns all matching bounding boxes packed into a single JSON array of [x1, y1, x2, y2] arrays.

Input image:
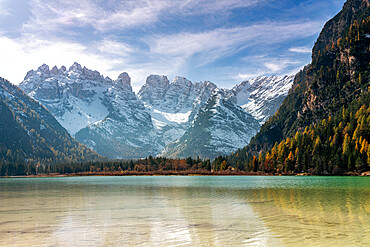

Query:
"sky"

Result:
[[0, 0, 346, 91]]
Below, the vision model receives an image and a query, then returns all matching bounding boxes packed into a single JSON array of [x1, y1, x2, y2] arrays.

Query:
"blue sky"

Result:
[[0, 0, 346, 91]]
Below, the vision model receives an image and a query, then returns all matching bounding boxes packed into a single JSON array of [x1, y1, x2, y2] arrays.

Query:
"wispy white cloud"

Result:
[[289, 46, 312, 53], [264, 59, 300, 73], [94, 1, 167, 31], [23, 0, 266, 33], [0, 36, 122, 83], [176, 0, 263, 15], [147, 21, 322, 65], [97, 39, 136, 56], [23, 0, 99, 33], [236, 72, 264, 81], [231, 52, 308, 83]]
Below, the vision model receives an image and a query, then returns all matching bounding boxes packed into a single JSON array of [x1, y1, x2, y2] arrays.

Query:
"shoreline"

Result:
[[2, 171, 271, 178], [1, 170, 369, 178]]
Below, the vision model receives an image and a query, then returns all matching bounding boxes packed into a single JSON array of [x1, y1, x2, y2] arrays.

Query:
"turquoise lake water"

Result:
[[0, 176, 369, 246]]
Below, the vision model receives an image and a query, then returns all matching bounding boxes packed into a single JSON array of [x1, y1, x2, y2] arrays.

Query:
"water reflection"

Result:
[[0, 176, 368, 246], [247, 187, 370, 246]]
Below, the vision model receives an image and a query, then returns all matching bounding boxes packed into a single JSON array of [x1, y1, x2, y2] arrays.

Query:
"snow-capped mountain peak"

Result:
[[50, 65, 59, 75], [114, 72, 132, 91], [20, 63, 294, 159], [37, 63, 50, 74], [172, 76, 192, 86], [146, 74, 170, 87], [69, 62, 83, 72], [19, 63, 162, 159], [117, 72, 131, 85]]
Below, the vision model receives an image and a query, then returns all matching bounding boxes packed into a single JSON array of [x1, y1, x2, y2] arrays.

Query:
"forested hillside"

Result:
[[226, 0, 370, 174], [0, 78, 101, 175]]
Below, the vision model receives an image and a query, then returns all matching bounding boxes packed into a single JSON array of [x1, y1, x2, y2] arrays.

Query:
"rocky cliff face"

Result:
[[138, 75, 218, 146], [313, 0, 369, 58], [161, 90, 260, 160], [76, 73, 160, 159]]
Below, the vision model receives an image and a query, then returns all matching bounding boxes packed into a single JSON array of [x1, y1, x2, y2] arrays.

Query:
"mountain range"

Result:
[[19, 64, 293, 159]]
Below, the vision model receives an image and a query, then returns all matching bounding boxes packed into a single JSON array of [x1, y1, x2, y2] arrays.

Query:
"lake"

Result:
[[0, 176, 369, 246]]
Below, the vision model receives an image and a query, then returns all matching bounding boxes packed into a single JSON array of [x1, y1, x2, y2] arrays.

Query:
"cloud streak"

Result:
[[22, 0, 265, 33], [289, 46, 312, 53], [147, 21, 322, 65], [264, 59, 300, 72]]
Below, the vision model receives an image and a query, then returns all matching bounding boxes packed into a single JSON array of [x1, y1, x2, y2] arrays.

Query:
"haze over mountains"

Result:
[[19, 64, 294, 159]]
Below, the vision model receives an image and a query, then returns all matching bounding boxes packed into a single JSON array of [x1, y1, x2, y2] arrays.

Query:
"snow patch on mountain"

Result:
[[161, 90, 260, 159], [228, 75, 294, 123], [138, 75, 218, 146]]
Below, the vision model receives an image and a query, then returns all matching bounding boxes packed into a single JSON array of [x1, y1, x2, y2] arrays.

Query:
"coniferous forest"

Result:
[[227, 10, 370, 175]]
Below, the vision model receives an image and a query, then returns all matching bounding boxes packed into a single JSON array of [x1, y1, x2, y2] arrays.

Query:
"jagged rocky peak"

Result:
[[225, 75, 294, 124], [51, 65, 59, 75], [146, 74, 170, 87], [202, 80, 217, 88], [85, 68, 103, 81], [194, 81, 218, 94], [172, 76, 192, 86], [24, 62, 97, 81], [138, 75, 170, 105], [24, 70, 35, 80], [113, 72, 132, 91], [69, 62, 83, 72], [118, 72, 130, 82], [67, 62, 103, 81], [23, 64, 52, 80], [117, 72, 131, 85], [49, 65, 68, 76], [37, 64, 50, 73], [231, 75, 293, 94]]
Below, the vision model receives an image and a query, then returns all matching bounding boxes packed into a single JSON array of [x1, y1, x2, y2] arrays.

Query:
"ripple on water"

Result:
[[0, 176, 369, 246]]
